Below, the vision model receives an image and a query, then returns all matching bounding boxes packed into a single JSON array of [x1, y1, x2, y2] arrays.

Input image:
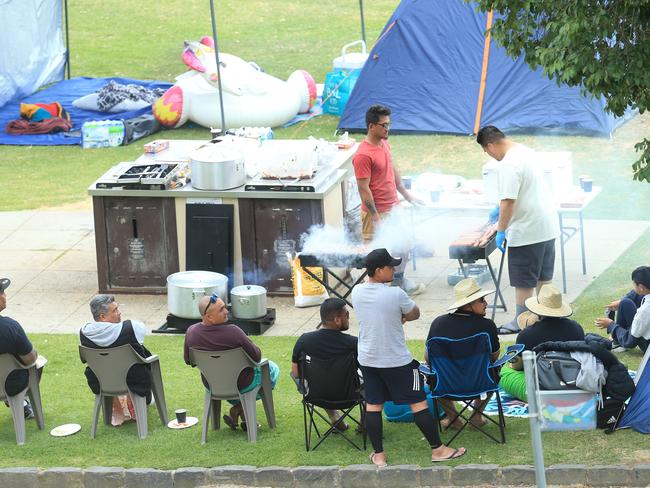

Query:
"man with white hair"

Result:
[[80, 295, 153, 405]]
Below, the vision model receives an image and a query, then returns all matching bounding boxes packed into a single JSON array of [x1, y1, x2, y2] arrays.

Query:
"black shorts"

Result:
[[508, 238, 555, 288], [359, 359, 427, 405]]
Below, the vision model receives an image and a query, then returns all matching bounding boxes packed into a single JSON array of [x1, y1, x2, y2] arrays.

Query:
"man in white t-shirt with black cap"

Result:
[[351, 248, 466, 467], [477, 126, 560, 334]]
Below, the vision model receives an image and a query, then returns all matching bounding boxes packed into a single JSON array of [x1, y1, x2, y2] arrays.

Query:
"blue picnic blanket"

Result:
[[0, 77, 172, 146]]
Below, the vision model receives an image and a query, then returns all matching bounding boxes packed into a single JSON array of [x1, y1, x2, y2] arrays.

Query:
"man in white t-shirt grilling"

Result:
[[351, 248, 466, 466], [477, 126, 560, 334]]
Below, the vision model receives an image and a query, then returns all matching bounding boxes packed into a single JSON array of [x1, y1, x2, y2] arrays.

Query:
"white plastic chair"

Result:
[[189, 347, 276, 443], [0, 354, 45, 444], [79, 344, 168, 439]]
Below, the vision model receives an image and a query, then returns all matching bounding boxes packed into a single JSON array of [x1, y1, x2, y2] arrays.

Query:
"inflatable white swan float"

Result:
[[153, 36, 316, 129]]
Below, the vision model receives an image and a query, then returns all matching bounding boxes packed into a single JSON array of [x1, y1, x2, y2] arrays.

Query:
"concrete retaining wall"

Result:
[[1, 464, 649, 487]]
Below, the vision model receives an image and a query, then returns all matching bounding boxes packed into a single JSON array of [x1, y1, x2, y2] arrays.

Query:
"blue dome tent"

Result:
[[338, 0, 624, 136]]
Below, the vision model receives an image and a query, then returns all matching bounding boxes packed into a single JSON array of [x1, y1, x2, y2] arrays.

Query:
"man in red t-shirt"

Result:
[[352, 104, 425, 295]]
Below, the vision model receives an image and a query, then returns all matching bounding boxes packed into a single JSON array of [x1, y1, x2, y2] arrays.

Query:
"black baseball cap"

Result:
[[365, 248, 402, 274], [0, 278, 10, 293]]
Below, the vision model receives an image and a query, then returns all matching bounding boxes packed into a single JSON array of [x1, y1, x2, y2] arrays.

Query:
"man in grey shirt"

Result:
[[351, 249, 466, 466]]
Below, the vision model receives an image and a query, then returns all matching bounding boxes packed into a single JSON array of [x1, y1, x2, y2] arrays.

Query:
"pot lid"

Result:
[[167, 271, 228, 288], [191, 144, 243, 164], [230, 284, 266, 296]]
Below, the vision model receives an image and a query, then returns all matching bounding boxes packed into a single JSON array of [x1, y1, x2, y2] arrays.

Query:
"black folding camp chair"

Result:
[[298, 352, 365, 451]]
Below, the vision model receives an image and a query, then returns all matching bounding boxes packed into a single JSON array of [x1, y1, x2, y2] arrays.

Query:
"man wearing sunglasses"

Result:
[[183, 293, 279, 431], [352, 104, 425, 296]]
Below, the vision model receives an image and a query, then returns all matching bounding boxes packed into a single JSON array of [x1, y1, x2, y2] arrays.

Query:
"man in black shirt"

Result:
[[427, 278, 500, 429], [291, 298, 358, 429], [0, 278, 39, 419], [500, 284, 584, 401]]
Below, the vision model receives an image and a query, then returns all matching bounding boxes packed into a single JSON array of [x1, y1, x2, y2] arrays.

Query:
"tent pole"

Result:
[[64, 0, 70, 79], [358, 0, 366, 44], [209, 0, 227, 134], [473, 10, 493, 134]]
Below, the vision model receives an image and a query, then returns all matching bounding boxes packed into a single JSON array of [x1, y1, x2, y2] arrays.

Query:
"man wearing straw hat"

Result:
[[427, 278, 500, 428], [500, 284, 584, 401]]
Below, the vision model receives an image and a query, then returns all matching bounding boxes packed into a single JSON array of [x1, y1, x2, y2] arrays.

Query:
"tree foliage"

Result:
[[472, 0, 650, 182]]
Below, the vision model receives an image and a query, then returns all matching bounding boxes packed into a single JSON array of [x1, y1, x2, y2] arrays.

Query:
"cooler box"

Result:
[[538, 390, 597, 431], [323, 41, 368, 116]]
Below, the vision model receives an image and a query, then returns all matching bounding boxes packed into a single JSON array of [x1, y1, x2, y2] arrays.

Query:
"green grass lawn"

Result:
[[1, 0, 649, 218], [2, 227, 650, 468]]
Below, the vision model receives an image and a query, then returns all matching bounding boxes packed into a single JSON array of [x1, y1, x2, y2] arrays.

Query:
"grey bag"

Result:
[[536, 351, 581, 390]]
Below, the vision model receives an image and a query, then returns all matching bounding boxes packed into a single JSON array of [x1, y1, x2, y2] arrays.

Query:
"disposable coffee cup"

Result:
[[582, 178, 593, 192], [430, 189, 441, 203], [402, 176, 412, 190], [175, 409, 187, 424]]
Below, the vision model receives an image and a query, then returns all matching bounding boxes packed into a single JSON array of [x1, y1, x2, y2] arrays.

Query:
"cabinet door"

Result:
[[253, 199, 321, 294], [186, 203, 234, 289], [104, 197, 177, 288]]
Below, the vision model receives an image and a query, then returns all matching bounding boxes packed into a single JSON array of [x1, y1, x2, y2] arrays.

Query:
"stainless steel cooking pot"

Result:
[[190, 144, 246, 190], [167, 271, 229, 319], [230, 285, 267, 319]]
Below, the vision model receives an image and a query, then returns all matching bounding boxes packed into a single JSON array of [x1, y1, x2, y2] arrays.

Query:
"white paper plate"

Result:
[[167, 416, 199, 429], [50, 423, 81, 437]]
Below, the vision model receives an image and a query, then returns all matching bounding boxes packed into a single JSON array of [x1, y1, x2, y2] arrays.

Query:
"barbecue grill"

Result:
[[448, 232, 507, 320], [298, 252, 368, 307]]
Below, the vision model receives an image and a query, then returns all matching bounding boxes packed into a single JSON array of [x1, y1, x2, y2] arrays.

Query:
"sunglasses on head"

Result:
[[202, 293, 220, 316]]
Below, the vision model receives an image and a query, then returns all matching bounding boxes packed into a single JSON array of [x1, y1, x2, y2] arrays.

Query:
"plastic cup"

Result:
[[579, 175, 589, 190], [175, 409, 187, 424], [430, 189, 441, 203], [582, 178, 593, 192], [402, 176, 412, 190]]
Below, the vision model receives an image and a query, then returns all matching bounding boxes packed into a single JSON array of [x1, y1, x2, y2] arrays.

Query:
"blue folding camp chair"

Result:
[[420, 332, 524, 444]]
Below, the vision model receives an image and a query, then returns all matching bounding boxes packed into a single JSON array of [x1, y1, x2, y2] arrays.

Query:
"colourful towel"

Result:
[[20, 102, 70, 122]]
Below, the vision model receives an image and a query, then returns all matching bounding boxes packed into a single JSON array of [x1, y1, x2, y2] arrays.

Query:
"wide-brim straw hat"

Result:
[[447, 278, 495, 312], [525, 284, 572, 317], [517, 310, 540, 329]]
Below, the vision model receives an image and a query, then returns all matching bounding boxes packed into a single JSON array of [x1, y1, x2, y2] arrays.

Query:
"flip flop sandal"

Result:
[[369, 451, 388, 468], [432, 447, 467, 463], [222, 415, 238, 430]]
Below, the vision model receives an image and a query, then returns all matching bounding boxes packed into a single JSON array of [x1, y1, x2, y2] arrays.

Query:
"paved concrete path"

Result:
[[0, 209, 647, 338]]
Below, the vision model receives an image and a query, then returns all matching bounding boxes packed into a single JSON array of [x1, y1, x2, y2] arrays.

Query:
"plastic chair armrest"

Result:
[[141, 354, 160, 364]]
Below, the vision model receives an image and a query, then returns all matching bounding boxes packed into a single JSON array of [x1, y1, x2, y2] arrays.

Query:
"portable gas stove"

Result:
[[244, 166, 338, 192], [95, 161, 187, 190]]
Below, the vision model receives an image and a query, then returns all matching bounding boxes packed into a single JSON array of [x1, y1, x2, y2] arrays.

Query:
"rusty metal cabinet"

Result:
[[93, 196, 179, 293], [239, 199, 322, 295]]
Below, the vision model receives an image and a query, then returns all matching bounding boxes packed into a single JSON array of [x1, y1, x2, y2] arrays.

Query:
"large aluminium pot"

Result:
[[190, 144, 246, 190], [230, 285, 267, 319], [167, 271, 228, 319]]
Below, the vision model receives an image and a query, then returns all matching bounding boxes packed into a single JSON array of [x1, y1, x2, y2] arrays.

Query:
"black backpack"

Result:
[[597, 397, 626, 433]]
